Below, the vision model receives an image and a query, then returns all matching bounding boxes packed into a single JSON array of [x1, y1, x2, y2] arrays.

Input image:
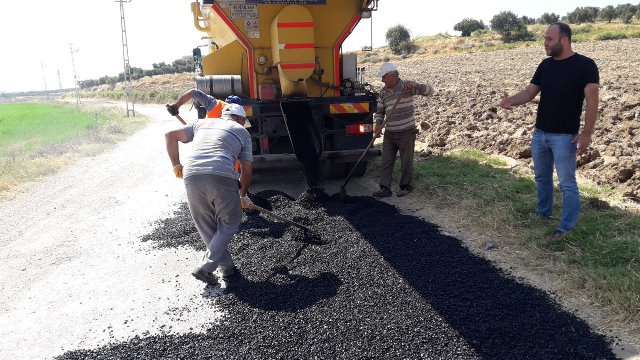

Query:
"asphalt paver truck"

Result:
[[190, 0, 380, 177]]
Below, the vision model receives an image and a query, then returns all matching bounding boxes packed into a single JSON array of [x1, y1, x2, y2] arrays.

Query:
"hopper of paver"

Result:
[[190, 0, 381, 178]]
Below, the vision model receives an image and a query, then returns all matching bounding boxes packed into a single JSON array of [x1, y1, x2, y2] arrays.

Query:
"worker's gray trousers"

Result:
[[184, 174, 241, 274], [379, 128, 417, 189]]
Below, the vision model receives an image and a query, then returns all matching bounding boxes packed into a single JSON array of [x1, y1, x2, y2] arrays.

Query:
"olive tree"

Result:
[[538, 12, 560, 25], [385, 24, 415, 55], [490, 11, 531, 42], [454, 18, 486, 37]]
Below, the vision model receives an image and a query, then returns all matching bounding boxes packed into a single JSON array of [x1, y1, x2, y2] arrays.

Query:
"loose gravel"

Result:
[[58, 189, 617, 359]]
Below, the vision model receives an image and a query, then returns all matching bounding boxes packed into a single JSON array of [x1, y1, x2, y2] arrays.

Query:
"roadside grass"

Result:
[[369, 148, 640, 327], [0, 102, 147, 194]]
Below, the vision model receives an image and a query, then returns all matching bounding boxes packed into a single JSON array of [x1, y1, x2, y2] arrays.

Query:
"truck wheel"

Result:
[[345, 161, 368, 177], [322, 162, 346, 179]]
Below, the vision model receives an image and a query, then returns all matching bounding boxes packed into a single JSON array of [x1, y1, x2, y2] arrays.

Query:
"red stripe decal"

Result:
[[278, 22, 314, 28], [213, 5, 256, 98], [280, 63, 315, 70], [334, 13, 362, 96], [284, 43, 315, 49]]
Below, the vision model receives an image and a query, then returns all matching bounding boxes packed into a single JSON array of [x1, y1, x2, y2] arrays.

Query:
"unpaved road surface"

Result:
[[0, 105, 633, 359]]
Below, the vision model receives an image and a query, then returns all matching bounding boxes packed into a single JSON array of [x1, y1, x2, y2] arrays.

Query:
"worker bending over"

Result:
[[165, 103, 253, 286]]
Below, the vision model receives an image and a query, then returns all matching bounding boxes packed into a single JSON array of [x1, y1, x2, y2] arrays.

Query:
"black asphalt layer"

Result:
[[58, 190, 618, 359]]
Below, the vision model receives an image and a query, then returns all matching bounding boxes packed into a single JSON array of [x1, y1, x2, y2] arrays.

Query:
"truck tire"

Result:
[[345, 161, 368, 177]]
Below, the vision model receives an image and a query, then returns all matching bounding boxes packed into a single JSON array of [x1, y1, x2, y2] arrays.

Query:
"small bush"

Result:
[[597, 32, 628, 40]]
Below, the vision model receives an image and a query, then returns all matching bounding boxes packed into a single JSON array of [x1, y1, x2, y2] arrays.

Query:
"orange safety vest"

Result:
[[206, 100, 227, 118]]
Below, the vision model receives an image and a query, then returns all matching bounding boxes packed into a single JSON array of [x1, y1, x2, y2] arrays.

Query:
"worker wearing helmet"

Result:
[[165, 103, 253, 287], [373, 62, 434, 198], [166, 90, 243, 119]]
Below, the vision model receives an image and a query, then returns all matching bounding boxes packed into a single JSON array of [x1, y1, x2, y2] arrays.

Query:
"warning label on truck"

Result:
[[231, 4, 258, 19], [218, 0, 245, 7], [247, 0, 326, 4]]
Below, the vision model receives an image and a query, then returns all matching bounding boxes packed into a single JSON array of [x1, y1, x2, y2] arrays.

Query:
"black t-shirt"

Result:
[[531, 53, 599, 134]]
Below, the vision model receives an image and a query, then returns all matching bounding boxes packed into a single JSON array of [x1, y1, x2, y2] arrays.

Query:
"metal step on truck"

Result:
[[190, 0, 381, 178]]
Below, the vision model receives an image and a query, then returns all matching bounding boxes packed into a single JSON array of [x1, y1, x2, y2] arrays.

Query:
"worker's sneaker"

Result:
[[397, 185, 413, 197], [192, 268, 219, 286], [373, 186, 392, 198]]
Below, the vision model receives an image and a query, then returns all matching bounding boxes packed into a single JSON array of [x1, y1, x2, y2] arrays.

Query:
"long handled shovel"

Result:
[[249, 203, 311, 232]]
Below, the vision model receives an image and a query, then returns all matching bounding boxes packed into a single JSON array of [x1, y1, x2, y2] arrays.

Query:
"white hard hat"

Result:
[[377, 62, 398, 78], [222, 103, 251, 128]]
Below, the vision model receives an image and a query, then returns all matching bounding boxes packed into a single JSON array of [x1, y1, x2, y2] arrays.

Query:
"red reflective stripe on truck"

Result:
[[280, 43, 315, 49], [352, 103, 368, 112], [213, 5, 256, 98], [280, 63, 315, 70], [277, 22, 314, 28], [334, 13, 362, 96]]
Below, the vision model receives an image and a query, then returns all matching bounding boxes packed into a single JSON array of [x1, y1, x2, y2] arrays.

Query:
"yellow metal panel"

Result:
[[192, 0, 371, 98], [271, 5, 315, 82]]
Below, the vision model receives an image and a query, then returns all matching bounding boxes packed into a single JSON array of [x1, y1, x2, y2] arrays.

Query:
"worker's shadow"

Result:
[[220, 270, 341, 312]]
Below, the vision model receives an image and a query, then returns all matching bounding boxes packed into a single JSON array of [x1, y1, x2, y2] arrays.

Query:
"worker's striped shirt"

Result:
[[374, 79, 434, 133]]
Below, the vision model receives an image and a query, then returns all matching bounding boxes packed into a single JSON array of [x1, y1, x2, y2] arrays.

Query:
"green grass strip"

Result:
[[0, 103, 108, 151]]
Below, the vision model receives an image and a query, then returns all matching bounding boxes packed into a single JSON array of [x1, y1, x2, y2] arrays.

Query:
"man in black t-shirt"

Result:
[[500, 22, 600, 238]]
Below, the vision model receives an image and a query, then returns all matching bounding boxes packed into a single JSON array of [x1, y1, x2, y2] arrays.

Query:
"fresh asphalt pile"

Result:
[[58, 189, 618, 359]]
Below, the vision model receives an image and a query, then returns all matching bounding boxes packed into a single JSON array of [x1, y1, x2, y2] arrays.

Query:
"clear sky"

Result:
[[0, 0, 633, 93]]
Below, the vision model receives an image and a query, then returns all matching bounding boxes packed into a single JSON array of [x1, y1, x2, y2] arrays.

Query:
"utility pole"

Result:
[[69, 43, 81, 106], [57, 69, 63, 90], [41, 62, 49, 101], [116, 0, 135, 117]]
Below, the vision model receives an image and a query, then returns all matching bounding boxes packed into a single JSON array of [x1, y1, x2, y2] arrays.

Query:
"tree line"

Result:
[[78, 56, 195, 89], [455, 3, 640, 42], [387, 2, 640, 55]]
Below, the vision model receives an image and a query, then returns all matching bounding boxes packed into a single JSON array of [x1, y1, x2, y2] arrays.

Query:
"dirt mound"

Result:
[[363, 39, 640, 200]]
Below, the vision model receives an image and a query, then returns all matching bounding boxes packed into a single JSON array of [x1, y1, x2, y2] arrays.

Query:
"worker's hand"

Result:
[[500, 92, 512, 110], [402, 81, 418, 90], [240, 194, 253, 209], [373, 123, 382, 138], [166, 104, 180, 116], [173, 164, 183, 179], [572, 132, 592, 156]]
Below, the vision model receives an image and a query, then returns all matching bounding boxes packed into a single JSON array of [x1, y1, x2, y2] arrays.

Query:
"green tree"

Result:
[[600, 5, 617, 22], [385, 24, 414, 55], [566, 7, 598, 24], [490, 11, 531, 42], [454, 18, 486, 37], [538, 12, 560, 24]]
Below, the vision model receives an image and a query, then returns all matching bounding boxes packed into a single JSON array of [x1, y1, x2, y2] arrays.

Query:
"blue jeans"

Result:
[[531, 129, 579, 233]]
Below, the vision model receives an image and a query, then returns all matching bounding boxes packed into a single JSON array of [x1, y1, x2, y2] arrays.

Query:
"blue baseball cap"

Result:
[[225, 95, 242, 105]]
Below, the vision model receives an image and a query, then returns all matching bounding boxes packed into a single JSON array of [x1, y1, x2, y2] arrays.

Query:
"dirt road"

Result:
[[0, 105, 229, 358]]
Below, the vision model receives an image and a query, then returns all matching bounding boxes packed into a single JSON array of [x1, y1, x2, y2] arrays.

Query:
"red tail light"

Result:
[[346, 123, 372, 135]]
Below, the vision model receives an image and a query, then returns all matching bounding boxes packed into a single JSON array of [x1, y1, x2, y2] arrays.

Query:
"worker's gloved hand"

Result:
[[166, 104, 179, 116], [373, 123, 382, 138], [173, 164, 183, 179], [240, 195, 253, 209]]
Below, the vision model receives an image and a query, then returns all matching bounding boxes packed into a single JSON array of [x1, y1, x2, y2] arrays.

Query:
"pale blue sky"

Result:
[[0, 0, 634, 92]]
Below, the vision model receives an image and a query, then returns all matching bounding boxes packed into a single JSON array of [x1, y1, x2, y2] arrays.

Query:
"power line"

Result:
[[116, 0, 135, 117], [69, 43, 81, 106], [41, 62, 49, 101]]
